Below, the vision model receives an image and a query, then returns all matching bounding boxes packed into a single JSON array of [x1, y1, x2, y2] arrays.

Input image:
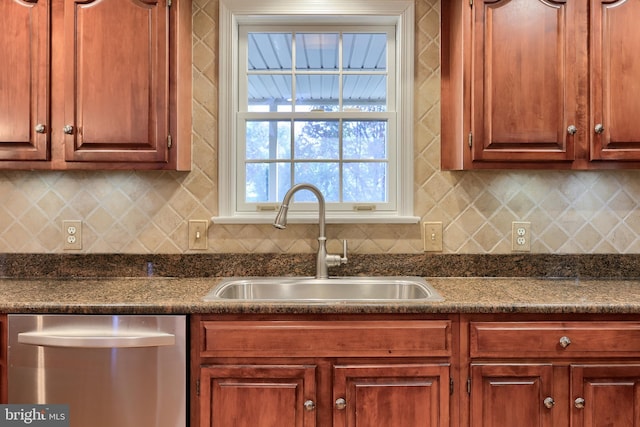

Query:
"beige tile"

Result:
[[1, 0, 640, 254]]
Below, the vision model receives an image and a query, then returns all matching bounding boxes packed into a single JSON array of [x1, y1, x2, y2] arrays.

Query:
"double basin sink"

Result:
[[204, 276, 444, 303]]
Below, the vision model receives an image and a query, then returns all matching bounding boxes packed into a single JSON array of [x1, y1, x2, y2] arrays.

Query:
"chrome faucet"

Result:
[[274, 183, 348, 279]]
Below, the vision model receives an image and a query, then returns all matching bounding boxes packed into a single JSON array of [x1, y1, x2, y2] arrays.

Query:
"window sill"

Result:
[[212, 213, 420, 225]]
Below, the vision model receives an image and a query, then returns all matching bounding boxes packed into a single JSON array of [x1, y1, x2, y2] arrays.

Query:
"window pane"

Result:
[[295, 75, 339, 111], [248, 33, 292, 70], [343, 121, 387, 159], [343, 162, 387, 202], [294, 162, 340, 202], [343, 75, 387, 111], [295, 33, 339, 70], [343, 33, 387, 70], [294, 120, 339, 159], [233, 21, 405, 216], [246, 162, 291, 202], [248, 75, 292, 110], [246, 120, 291, 160]]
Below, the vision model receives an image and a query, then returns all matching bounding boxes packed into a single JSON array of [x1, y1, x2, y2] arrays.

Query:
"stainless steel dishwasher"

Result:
[[8, 314, 186, 427]]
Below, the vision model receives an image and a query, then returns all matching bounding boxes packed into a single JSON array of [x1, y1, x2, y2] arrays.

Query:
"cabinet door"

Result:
[[471, 0, 581, 163], [590, 0, 640, 161], [571, 365, 640, 427], [0, 0, 49, 160], [199, 364, 317, 427], [333, 364, 449, 427], [63, 0, 169, 163], [470, 364, 555, 427]]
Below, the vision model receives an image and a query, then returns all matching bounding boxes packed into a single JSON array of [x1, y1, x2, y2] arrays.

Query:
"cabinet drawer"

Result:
[[470, 322, 640, 358], [200, 320, 452, 358]]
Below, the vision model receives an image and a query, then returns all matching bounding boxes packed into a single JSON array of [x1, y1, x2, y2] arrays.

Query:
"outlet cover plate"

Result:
[[512, 221, 531, 252], [423, 221, 443, 252], [63, 220, 82, 250], [189, 220, 209, 250]]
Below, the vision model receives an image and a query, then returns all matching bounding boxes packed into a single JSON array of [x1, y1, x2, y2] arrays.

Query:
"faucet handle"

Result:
[[340, 239, 349, 264], [340, 240, 348, 264], [326, 240, 348, 268]]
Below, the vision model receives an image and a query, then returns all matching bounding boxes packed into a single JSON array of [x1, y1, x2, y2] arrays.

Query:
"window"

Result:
[[215, 0, 417, 224]]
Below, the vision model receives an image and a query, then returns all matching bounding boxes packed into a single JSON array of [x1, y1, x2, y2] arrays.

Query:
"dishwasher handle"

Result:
[[18, 329, 175, 348]]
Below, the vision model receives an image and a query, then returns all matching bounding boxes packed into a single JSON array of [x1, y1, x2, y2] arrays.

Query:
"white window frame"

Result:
[[214, 0, 418, 224]]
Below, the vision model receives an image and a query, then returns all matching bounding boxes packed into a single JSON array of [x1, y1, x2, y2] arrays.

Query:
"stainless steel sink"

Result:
[[204, 277, 444, 302]]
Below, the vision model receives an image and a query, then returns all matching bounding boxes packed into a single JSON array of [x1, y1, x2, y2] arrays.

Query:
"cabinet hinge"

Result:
[[167, 134, 173, 149], [167, 0, 172, 7], [196, 379, 200, 396], [469, 0, 473, 6], [468, 132, 473, 148], [467, 377, 471, 394], [450, 378, 454, 395]]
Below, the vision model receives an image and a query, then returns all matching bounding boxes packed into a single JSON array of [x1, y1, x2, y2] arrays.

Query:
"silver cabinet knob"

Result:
[[567, 125, 577, 135], [63, 125, 74, 135], [35, 124, 46, 134], [574, 397, 585, 409], [335, 398, 347, 410], [543, 397, 555, 409], [559, 336, 571, 348], [303, 400, 316, 411], [595, 124, 604, 134]]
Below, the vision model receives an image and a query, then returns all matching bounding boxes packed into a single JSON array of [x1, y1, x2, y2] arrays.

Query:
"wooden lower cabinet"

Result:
[[470, 364, 554, 427], [470, 362, 640, 427], [465, 317, 640, 427], [192, 314, 640, 427], [199, 364, 317, 427], [333, 363, 449, 427], [199, 362, 449, 427], [191, 315, 454, 427], [571, 365, 640, 427]]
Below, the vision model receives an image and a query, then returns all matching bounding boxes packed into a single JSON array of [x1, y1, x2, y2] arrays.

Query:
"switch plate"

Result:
[[512, 221, 531, 252], [189, 220, 208, 250], [63, 220, 82, 250], [423, 221, 443, 252]]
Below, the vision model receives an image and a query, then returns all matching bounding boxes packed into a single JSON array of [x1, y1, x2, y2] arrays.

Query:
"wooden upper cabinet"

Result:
[[0, 0, 50, 161], [471, 0, 579, 164], [442, 0, 640, 169], [0, 0, 191, 170], [590, 0, 640, 161], [63, 0, 169, 163]]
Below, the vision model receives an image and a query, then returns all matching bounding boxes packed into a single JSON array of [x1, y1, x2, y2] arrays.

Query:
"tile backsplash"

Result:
[[1, 0, 640, 255]]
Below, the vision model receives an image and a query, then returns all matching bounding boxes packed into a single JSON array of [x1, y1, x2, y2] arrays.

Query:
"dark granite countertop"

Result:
[[1, 276, 639, 315], [1, 253, 639, 315]]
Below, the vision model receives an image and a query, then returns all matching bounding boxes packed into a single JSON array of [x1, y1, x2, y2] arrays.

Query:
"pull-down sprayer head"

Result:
[[272, 183, 326, 237], [273, 204, 289, 229]]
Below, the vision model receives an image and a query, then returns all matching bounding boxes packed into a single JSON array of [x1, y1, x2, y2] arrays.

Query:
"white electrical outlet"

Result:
[[63, 220, 82, 250], [512, 221, 531, 252]]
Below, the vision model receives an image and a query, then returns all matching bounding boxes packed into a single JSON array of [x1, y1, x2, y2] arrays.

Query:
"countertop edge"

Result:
[[1, 277, 640, 315]]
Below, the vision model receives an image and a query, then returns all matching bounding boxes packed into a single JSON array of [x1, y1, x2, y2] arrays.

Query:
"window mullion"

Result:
[[289, 118, 295, 190], [268, 102, 278, 202], [290, 32, 297, 190]]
